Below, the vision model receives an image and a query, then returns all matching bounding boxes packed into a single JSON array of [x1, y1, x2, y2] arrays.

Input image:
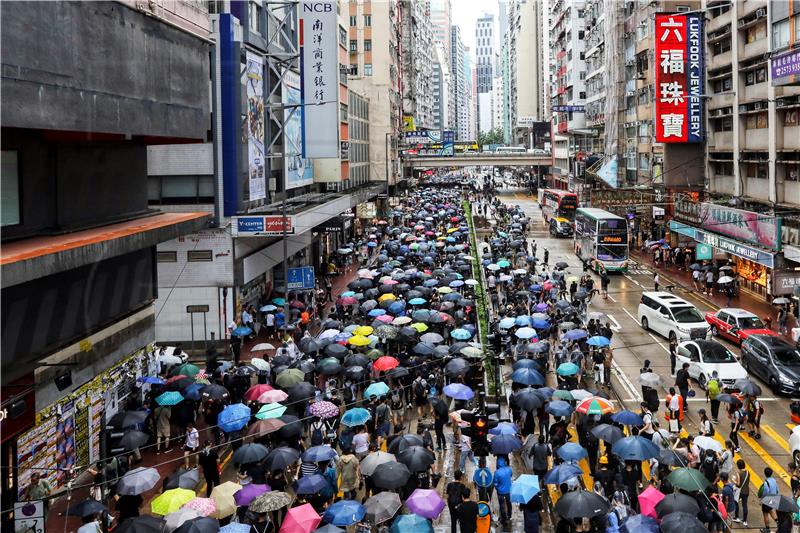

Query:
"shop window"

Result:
[[735, 258, 767, 287], [187, 250, 213, 262], [1, 150, 20, 226], [785, 110, 799, 126], [157, 251, 177, 263], [745, 112, 768, 129]]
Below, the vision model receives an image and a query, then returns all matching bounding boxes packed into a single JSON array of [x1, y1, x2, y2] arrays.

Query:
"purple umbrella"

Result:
[[405, 489, 446, 519], [535, 303, 549, 312], [233, 484, 270, 506]]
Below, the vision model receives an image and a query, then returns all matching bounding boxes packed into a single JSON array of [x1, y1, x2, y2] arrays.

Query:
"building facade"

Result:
[[451, 25, 469, 139], [400, 0, 435, 130], [432, 44, 452, 131]]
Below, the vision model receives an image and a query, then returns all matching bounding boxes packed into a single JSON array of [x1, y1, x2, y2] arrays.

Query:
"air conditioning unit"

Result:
[[738, 19, 746, 27], [756, 8, 766, 19], [739, 104, 749, 113], [754, 101, 764, 110], [777, 98, 787, 107]]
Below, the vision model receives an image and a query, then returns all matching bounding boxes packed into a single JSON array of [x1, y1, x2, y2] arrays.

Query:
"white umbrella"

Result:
[[693, 435, 723, 452], [318, 329, 341, 340], [718, 276, 734, 284], [250, 358, 270, 371], [158, 354, 183, 366], [774, 297, 791, 305], [637, 372, 661, 388], [652, 429, 673, 449], [251, 343, 276, 351], [465, 279, 479, 286], [164, 507, 203, 532], [513, 269, 528, 275]]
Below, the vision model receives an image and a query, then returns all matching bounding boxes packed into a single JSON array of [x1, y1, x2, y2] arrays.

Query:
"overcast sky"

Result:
[[451, 0, 501, 51]]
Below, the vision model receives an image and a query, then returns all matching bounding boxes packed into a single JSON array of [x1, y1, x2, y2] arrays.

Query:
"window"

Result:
[[340, 103, 348, 122], [785, 110, 799, 126], [712, 38, 731, 55], [713, 76, 732, 92], [745, 162, 768, 179], [157, 251, 177, 263], [713, 161, 734, 175], [712, 116, 733, 132], [364, 63, 373, 76], [786, 164, 800, 182], [339, 26, 347, 46], [187, 250, 213, 262], [745, 67, 767, 85], [746, 22, 767, 43], [364, 14, 371, 26], [639, 153, 650, 171], [773, 18, 790, 49], [676, 5, 691, 12], [349, 64, 358, 76], [1, 150, 20, 226], [349, 15, 357, 26], [364, 39, 372, 51], [745, 112, 768, 129], [350, 39, 358, 52], [249, 1, 263, 35]]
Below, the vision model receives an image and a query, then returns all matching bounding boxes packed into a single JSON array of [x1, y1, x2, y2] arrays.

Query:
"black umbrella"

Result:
[[325, 343, 349, 358], [276, 414, 304, 440], [554, 490, 609, 519], [316, 357, 343, 375], [116, 516, 166, 533], [555, 262, 569, 270], [371, 461, 411, 489], [345, 354, 371, 368], [119, 430, 149, 451], [716, 393, 742, 405], [658, 448, 689, 467], [659, 512, 707, 533], [232, 443, 269, 464], [167, 378, 193, 391], [386, 366, 410, 379], [761, 494, 800, 513], [163, 468, 200, 490], [300, 339, 324, 354], [287, 382, 317, 403], [174, 517, 220, 533], [413, 342, 436, 356], [108, 411, 148, 429], [272, 354, 294, 367], [444, 357, 470, 377], [200, 384, 230, 400], [429, 397, 450, 417], [510, 388, 543, 411], [321, 319, 342, 330], [387, 434, 425, 454], [590, 424, 624, 444], [655, 493, 700, 517], [67, 499, 107, 517], [396, 445, 435, 472], [235, 364, 258, 376], [734, 379, 762, 396], [293, 360, 316, 374], [264, 446, 301, 471], [345, 366, 367, 380]]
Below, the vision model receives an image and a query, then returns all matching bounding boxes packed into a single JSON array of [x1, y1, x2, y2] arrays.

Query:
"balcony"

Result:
[[783, 126, 800, 150], [742, 81, 768, 102], [710, 174, 736, 194], [707, 13, 731, 33], [709, 50, 732, 71], [741, 38, 767, 60], [743, 127, 769, 150], [745, 177, 771, 202], [712, 131, 734, 150], [780, 180, 800, 204], [709, 92, 735, 108]]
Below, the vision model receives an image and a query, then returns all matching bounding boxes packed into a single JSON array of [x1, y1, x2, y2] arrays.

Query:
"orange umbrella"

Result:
[[575, 396, 614, 415]]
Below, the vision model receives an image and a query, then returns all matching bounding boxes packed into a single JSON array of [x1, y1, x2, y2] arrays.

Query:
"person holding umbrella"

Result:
[[198, 440, 220, 496]]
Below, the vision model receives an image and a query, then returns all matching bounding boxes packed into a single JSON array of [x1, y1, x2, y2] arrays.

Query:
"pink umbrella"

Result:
[[405, 488, 445, 519], [279, 503, 321, 533], [258, 390, 289, 404], [245, 384, 274, 402], [182, 497, 216, 516], [637, 486, 665, 518], [375, 315, 394, 323]]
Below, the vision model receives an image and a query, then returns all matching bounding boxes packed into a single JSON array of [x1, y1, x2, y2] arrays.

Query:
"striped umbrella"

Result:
[[575, 397, 614, 415]]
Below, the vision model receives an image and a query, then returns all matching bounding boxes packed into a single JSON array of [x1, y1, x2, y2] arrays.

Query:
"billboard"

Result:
[[245, 51, 267, 201], [771, 48, 800, 86], [699, 203, 782, 251], [299, 1, 339, 158], [654, 13, 704, 143], [233, 215, 295, 236], [284, 69, 314, 189]]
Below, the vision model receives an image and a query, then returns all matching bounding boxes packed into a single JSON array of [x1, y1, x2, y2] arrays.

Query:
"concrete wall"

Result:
[[0, 1, 209, 139]]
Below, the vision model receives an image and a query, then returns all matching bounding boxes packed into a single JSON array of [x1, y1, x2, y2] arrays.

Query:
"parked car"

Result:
[[741, 334, 800, 394], [788, 424, 800, 465], [639, 292, 711, 343], [549, 217, 574, 238], [705, 308, 778, 345], [675, 339, 748, 390]]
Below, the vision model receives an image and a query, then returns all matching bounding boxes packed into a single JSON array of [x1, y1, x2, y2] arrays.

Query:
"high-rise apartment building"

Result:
[[451, 25, 469, 139], [400, 0, 435, 130], [476, 14, 495, 93], [550, 0, 588, 137], [508, 0, 548, 145], [430, 0, 454, 129], [432, 44, 451, 131]]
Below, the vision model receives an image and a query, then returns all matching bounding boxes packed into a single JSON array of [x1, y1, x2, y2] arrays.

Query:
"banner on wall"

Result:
[[699, 202, 782, 250], [654, 13, 704, 143], [245, 51, 267, 201], [284, 69, 314, 189]]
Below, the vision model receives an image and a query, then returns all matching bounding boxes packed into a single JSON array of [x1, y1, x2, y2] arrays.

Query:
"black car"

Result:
[[741, 334, 800, 394], [549, 218, 573, 238]]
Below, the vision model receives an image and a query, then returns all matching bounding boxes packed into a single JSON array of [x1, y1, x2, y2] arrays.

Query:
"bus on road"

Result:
[[540, 189, 579, 222], [574, 208, 630, 273]]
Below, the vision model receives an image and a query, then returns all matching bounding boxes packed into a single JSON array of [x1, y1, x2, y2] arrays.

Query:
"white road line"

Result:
[[622, 308, 638, 323], [612, 359, 642, 402], [623, 274, 642, 287], [606, 314, 622, 332], [607, 294, 617, 302], [648, 332, 671, 354]]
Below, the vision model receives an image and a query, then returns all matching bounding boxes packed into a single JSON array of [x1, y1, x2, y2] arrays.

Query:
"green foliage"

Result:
[[478, 127, 505, 147]]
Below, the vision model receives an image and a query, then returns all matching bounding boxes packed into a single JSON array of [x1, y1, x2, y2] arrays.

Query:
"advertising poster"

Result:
[[245, 51, 267, 201], [299, 1, 339, 158], [699, 202, 782, 250], [284, 69, 314, 189]]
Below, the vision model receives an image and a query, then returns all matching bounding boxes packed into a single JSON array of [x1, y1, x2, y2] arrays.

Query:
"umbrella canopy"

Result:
[[396, 446, 435, 471], [174, 517, 220, 533], [372, 461, 412, 489], [164, 509, 204, 532], [116, 516, 166, 533], [510, 367, 545, 386], [590, 424, 624, 444], [693, 435, 723, 452], [265, 446, 301, 471], [276, 369, 306, 388], [734, 378, 762, 396], [109, 411, 148, 429], [323, 500, 366, 526], [543, 464, 584, 485], [489, 422, 519, 436], [280, 503, 322, 533], [67, 499, 107, 517], [374, 356, 400, 371], [309, 400, 340, 419], [164, 469, 200, 490], [510, 474, 541, 504], [667, 467, 711, 492], [659, 512, 707, 533], [302, 445, 338, 463], [655, 493, 700, 518], [405, 489, 445, 519], [249, 491, 293, 513], [556, 362, 579, 376], [156, 391, 184, 406], [208, 482, 240, 519], [612, 436, 660, 461], [389, 515, 433, 533], [490, 434, 523, 455], [342, 407, 372, 427], [610, 410, 644, 426], [443, 383, 474, 400], [295, 474, 328, 495], [151, 488, 196, 515], [234, 484, 270, 506], [761, 494, 800, 513], [118, 467, 160, 496], [637, 486, 665, 519], [218, 403, 251, 433], [620, 514, 660, 533], [360, 451, 397, 476], [182, 497, 216, 517], [233, 443, 269, 465], [256, 403, 287, 420], [364, 492, 402, 524], [554, 490, 609, 519], [364, 382, 390, 399], [514, 389, 546, 412], [556, 442, 588, 461]]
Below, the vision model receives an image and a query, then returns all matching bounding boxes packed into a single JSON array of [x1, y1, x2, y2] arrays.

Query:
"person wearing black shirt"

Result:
[[668, 339, 678, 377], [521, 494, 543, 533], [198, 441, 220, 496], [457, 487, 479, 533], [675, 363, 691, 415], [115, 494, 143, 521], [446, 471, 467, 533]]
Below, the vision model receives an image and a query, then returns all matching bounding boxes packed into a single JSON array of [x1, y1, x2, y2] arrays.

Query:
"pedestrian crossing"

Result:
[[627, 268, 653, 276]]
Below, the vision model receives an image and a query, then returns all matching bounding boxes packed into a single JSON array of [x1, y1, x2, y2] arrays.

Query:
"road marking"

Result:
[[787, 424, 797, 431], [761, 424, 791, 453], [623, 274, 642, 287], [711, 432, 763, 491], [739, 431, 792, 488], [606, 314, 622, 332], [622, 308, 638, 323], [647, 333, 671, 354], [607, 294, 617, 302]]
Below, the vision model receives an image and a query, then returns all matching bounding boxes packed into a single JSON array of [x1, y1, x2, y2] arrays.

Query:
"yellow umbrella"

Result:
[[566, 276, 579, 285], [447, 227, 459, 234], [348, 335, 371, 347], [437, 287, 453, 294], [210, 481, 241, 518], [354, 326, 374, 337], [378, 293, 397, 302], [410, 322, 429, 333], [151, 488, 196, 515], [437, 236, 447, 241]]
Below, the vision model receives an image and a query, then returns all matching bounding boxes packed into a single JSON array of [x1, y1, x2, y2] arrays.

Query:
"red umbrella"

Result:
[[166, 374, 188, 384], [373, 356, 400, 372], [244, 384, 274, 402], [337, 297, 358, 306], [289, 300, 306, 309]]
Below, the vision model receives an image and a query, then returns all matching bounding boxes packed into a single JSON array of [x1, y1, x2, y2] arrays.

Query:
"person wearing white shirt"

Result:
[[184, 423, 200, 469]]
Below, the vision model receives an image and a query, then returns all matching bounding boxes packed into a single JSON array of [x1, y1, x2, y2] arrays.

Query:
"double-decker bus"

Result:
[[574, 208, 630, 272], [540, 189, 579, 222]]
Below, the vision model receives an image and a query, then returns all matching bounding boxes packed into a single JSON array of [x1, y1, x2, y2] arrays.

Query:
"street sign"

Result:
[[287, 266, 315, 290], [473, 467, 493, 488], [15, 501, 43, 533], [186, 305, 210, 313]]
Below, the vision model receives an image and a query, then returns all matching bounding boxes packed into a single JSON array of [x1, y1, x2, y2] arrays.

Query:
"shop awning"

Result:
[[2, 212, 210, 286], [669, 220, 698, 239]]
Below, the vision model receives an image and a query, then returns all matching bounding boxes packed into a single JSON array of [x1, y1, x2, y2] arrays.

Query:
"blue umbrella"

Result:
[[515, 327, 537, 339], [368, 241, 378, 247], [527, 342, 549, 354], [535, 387, 555, 399], [510, 474, 541, 504], [532, 319, 550, 329], [272, 297, 286, 306], [409, 298, 427, 305], [295, 474, 329, 495], [364, 382, 390, 399], [221, 524, 253, 533], [512, 359, 541, 371], [543, 463, 584, 485], [556, 442, 588, 461], [341, 408, 371, 427], [510, 368, 545, 386], [443, 383, 474, 400], [449, 280, 465, 288], [587, 336, 611, 347], [611, 410, 645, 426], [451, 328, 472, 340], [490, 434, 523, 455], [155, 391, 184, 406], [530, 284, 542, 292], [369, 309, 387, 317], [390, 514, 433, 533], [218, 403, 251, 433], [612, 436, 660, 461], [260, 304, 278, 312], [183, 383, 205, 401], [232, 326, 253, 337], [302, 445, 338, 463], [515, 316, 533, 327], [563, 329, 588, 341], [490, 422, 518, 436], [620, 514, 660, 533], [138, 376, 165, 385], [499, 317, 516, 329], [423, 279, 439, 287], [545, 400, 573, 417], [324, 500, 366, 526], [341, 291, 357, 297], [388, 301, 406, 314], [556, 362, 580, 376]]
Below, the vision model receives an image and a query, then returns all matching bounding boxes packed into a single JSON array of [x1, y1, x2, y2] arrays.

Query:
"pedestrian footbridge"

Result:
[[401, 152, 552, 168]]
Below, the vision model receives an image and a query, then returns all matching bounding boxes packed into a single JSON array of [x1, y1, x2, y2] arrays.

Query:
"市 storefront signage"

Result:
[[771, 47, 800, 86], [699, 202, 781, 250], [654, 13, 704, 143], [695, 230, 774, 268]]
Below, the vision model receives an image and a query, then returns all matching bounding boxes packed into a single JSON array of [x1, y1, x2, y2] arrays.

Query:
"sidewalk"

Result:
[[631, 249, 794, 343]]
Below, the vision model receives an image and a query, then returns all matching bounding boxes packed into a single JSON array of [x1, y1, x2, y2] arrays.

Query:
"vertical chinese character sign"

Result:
[[299, 1, 340, 158], [245, 51, 267, 200], [655, 13, 704, 143]]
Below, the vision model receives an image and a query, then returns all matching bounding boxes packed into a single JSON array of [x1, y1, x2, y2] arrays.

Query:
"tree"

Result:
[[478, 127, 505, 147]]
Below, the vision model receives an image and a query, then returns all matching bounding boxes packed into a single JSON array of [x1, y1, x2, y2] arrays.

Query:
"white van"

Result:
[[638, 291, 711, 343]]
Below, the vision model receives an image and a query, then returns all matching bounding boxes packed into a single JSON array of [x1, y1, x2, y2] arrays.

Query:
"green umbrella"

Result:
[[275, 369, 305, 388], [171, 363, 200, 377], [552, 389, 574, 401], [156, 391, 184, 406], [255, 403, 287, 420], [667, 467, 711, 492]]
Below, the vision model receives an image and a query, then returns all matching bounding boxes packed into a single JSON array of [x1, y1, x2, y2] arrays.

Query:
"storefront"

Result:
[[13, 347, 156, 501], [694, 229, 775, 299]]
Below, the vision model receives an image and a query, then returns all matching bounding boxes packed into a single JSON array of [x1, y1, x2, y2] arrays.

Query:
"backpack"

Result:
[[703, 454, 719, 479], [707, 421, 716, 437], [311, 422, 325, 446], [711, 494, 727, 520], [707, 379, 720, 398], [414, 380, 427, 398]]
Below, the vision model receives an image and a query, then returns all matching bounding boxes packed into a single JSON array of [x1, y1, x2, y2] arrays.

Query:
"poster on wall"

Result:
[[245, 51, 267, 201], [699, 202, 782, 250], [299, 1, 339, 158], [284, 69, 314, 189]]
